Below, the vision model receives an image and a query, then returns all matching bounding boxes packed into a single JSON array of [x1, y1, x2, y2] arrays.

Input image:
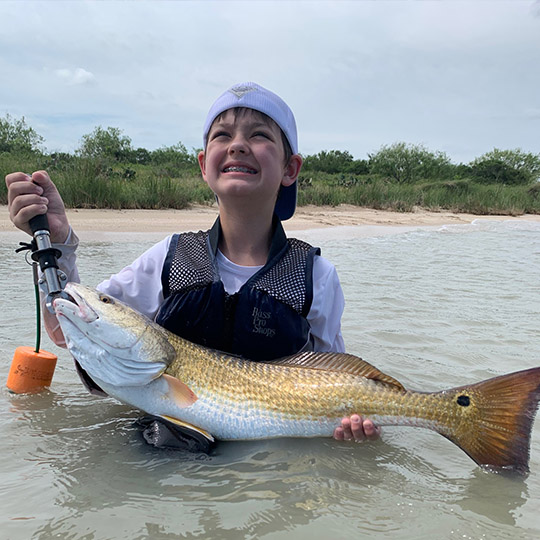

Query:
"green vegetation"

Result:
[[0, 114, 44, 153], [1, 114, 539, 215], [368, 142, 454, 184]]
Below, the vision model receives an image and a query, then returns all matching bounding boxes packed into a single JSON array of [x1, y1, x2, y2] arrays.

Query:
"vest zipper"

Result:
[[222, 292, 239, 351]]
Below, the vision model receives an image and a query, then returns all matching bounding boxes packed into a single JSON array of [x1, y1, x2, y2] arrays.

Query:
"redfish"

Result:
[[54, 283, 540, 475]]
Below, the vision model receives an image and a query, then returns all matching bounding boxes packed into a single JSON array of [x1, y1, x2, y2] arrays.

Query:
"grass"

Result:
[[298, 173, 540, 215], [1, 152, 539, 215]]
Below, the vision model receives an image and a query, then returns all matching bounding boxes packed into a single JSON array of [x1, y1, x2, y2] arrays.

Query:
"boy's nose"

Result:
[[228, 135, 249, 154]]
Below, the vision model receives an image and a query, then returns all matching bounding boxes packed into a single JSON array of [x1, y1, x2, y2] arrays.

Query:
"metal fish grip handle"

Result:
[[28, 214, 70, 312]]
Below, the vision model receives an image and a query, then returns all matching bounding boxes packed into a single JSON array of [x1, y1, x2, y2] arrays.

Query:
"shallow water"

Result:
[[1, 220, 539, 539]]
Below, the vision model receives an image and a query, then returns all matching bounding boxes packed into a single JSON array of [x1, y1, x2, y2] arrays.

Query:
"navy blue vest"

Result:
[[155, 218, 320, 361]]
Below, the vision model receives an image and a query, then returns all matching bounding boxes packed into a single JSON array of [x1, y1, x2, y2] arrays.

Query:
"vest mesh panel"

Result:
[[169, 231, 218, 292], [167, 233, 313, 314], [251, 238, 312, 314]]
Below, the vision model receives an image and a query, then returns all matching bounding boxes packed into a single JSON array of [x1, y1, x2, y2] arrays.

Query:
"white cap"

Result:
[[202, 82, 298, 220]]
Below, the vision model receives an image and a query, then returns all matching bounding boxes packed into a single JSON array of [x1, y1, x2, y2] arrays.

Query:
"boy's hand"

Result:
[[6, 170, 70, 243], [333, 415, 381, 442]]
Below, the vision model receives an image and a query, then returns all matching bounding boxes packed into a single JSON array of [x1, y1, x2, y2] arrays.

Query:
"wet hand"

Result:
[[6, 170, 70, 243], [333, 414, 381, 442]]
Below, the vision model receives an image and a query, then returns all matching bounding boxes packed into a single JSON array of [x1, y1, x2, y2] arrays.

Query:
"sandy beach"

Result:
[[1, 204, 539, 236]]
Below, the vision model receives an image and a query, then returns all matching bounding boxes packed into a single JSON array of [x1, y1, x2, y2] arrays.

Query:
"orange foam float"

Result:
[[7, 346, 57, 394]]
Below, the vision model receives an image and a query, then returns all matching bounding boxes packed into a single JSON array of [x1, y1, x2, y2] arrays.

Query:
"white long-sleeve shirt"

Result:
[[44, 230, 346, 354]]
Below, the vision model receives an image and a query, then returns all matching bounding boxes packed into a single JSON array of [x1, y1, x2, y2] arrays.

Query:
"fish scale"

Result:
[[165, 335, 505, 441]]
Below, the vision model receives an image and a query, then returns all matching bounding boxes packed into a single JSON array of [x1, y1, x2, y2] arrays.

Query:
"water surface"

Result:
[[1, 220, 539, 539]]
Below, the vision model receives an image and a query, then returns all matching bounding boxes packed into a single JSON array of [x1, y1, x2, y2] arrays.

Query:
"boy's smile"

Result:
[[222, 161, 258, 175]]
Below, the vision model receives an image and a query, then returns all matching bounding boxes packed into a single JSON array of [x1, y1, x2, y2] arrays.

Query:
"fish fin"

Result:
[[270, 352, 406, 391], [442, 367, 540, 475], [163, 374, 198, 407], [160, 415, 215, 442]]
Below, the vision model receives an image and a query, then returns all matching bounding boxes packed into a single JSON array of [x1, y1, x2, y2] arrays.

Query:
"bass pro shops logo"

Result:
[[251, 307, 276, 338]]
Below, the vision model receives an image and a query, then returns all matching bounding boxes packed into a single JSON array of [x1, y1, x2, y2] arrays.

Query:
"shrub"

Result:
[[470, 148, 540, 185], [0, 114, 44, 153], [368, 142, 453, 183], [302, 150, 368, 175], [77, 126, 133, 162], [150, 143, 199, 175]]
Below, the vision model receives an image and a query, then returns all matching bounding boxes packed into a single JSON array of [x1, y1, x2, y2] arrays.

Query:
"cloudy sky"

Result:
[[1, 1, 539, 164]]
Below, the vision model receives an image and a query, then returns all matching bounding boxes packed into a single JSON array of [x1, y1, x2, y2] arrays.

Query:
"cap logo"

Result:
[[229, 84, 257, 98]]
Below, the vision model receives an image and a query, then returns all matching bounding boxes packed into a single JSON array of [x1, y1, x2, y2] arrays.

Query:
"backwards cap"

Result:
[[202, 82, 298, 221]]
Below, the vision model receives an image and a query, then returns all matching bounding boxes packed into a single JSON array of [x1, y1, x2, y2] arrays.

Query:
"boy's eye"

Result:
[[211, 131, 230, 139], [253, 131, 272, 139]]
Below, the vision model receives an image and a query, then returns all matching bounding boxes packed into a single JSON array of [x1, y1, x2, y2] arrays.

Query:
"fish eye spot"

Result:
[[99, 294, 114, 305], [457, 395, 470, 407]]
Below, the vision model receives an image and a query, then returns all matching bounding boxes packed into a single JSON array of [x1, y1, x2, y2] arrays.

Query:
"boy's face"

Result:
[[198, 109, 301, 216]]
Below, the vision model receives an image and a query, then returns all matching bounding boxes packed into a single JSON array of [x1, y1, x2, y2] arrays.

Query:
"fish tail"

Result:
[[442, 367, 540, 475]]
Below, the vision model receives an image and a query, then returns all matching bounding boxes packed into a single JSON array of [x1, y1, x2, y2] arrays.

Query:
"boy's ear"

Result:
[[282, 154, 303, 187], [198, 150, 207, 180]]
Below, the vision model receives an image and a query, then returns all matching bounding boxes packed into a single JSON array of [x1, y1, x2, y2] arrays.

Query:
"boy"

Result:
[[6, 82, 379, 444]]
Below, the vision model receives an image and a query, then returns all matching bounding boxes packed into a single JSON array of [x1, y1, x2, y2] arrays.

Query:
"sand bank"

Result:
[[1, 204, 539, 237]]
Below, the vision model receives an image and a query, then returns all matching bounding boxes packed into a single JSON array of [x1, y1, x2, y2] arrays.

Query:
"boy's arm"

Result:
[[95, 236, 171, 320], [6, 170, 75, 346], [42, 234, 171, 346], [308, 256, 346, 352]]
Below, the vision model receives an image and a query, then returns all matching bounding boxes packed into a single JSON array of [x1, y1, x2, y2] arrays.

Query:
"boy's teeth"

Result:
[[224, 166, 256, 174]]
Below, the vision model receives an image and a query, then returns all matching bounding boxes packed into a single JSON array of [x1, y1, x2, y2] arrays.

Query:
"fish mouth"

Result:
[[52, 283, 150, 355], [53, 283, 98, 324]]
